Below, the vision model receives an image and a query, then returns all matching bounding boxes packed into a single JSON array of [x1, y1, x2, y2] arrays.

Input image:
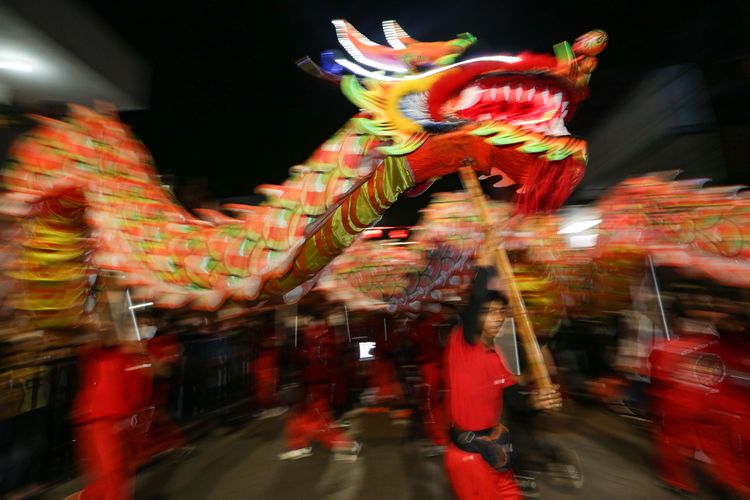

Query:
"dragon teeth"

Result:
[[456, 87, 482, 110], [547, 118, 571, 136], [455, 83, 570, 131]]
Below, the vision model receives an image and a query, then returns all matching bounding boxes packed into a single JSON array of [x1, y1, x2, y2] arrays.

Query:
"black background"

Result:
[[78, 0, 750, 223]]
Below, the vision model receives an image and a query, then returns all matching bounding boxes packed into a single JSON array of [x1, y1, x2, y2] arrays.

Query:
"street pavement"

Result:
[[40, 402, 727, 499]]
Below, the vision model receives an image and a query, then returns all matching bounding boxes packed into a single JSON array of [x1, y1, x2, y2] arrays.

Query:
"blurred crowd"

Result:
[[0, 274, 748, 499]]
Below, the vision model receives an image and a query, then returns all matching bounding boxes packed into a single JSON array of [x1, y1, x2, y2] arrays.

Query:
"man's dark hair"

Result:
[[484, 289, 509, 306]]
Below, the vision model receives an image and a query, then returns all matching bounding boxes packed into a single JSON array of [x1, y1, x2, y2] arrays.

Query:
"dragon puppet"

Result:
[[0, 20, 606, 327], [316, 192, 565, 336], [319, 172, 750, 326]]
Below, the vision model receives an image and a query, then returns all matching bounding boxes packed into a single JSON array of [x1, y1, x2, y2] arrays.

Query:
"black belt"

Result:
[[450, 425, 513, 472]]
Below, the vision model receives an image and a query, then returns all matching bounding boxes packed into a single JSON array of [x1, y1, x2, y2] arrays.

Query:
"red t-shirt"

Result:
[[445, 326, 517, 431]]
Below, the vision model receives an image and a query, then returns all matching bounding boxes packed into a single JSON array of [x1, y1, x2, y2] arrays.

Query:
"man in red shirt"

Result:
[[444, 250, 561, 499]]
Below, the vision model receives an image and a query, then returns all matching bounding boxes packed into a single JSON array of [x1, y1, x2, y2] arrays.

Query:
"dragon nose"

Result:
[[573, 30, 608, 57]]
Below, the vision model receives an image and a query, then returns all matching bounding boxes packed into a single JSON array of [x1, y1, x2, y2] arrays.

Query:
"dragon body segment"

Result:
[[2, 111, 413, 324], [319, 174, 750, 323]]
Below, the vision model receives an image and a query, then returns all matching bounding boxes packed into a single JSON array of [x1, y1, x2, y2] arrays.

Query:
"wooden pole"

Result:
[[458, 163, 552, 391]]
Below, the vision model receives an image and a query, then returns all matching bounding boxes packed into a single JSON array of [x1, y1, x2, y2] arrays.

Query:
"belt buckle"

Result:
[[464, 431, 475, 444]]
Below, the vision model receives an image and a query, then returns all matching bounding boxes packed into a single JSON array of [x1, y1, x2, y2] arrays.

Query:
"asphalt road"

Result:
[[41, 402, 728, 500]]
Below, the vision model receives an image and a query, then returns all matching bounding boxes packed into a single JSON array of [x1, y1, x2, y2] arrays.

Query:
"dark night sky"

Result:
[[78, 0, 750, 224]]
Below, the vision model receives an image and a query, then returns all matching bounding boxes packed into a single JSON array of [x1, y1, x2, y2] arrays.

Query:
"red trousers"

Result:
[[657, 416, 750, 496], [371, 358, 404, 404], [255, 348, 279, 408], [655, 417, 698, 492], [284, 397, 351, 450], [76, 418, 135, 500], [444, 444, 521, 499], [137, 385, 186, 463], [699, 419, 750, 497], [420, 362, 447, 446]]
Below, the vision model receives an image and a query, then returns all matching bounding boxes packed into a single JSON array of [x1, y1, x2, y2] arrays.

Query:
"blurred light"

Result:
[[363, 229, 383, 239], [380, 241, 418, 246], [0, 59, 33, 72], [358, 341, 376, 360], [129, 301, 154, 310], [335, 55, 522, 82], [568, 233, 598, 248], [388, 229, 409, 239], [558, 219, 602, 234], [335, 58, 399, 81]]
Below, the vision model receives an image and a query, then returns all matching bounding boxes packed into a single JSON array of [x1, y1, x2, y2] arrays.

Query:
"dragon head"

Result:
[[318, 20, 606, 213]]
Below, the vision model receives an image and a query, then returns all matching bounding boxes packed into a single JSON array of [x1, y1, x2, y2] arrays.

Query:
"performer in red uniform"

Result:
[[650, 299, 750, 497], [70, 329, 153, 500], [711, 316, 750, 497], [252, 314, 286, 418], [444, 246, 560, 499], [139, 327, 188, 462], [411, 312, 449, 448], [368, 316, 405, 406], [280, 312, 360, 460]]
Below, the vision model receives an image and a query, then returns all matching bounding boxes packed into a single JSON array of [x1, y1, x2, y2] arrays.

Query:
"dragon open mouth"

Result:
[[440, 74, 575, 136], [399, 66, 581, 141], [445, 76, 572, 136]]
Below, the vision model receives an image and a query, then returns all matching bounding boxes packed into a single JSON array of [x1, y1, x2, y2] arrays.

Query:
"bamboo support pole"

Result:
[[459, 163, 552, 391]]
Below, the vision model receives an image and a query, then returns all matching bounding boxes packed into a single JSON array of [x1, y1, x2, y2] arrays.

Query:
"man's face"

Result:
[[480, 300, 507, 348]]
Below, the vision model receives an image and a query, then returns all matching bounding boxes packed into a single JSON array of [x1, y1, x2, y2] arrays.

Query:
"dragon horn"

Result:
[[332, 19, 380, 49], [332, 19, 410, 73], [332, 19, 476, 73], [382, 20, 419, 49]]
